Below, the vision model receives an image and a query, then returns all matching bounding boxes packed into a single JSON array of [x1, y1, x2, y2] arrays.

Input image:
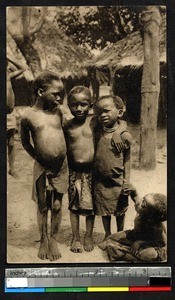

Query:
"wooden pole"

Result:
[[109, 60, 115, 96], [139, 6, 161, 170]]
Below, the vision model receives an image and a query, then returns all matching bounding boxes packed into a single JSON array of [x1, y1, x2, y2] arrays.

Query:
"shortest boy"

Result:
[[100, 184, 167, 262], [7, 56, 27, 177]]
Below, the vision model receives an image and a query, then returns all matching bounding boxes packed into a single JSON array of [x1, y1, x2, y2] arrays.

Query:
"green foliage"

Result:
[[56, 6, 143, 50]]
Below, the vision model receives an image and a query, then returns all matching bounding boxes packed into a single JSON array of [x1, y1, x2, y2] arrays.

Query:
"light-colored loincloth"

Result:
[[32, 158, 68, 203]]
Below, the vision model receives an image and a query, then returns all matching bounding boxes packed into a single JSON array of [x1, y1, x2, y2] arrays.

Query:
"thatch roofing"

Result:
[[33, 20, 91, 78], [89, 15, 166, 70]]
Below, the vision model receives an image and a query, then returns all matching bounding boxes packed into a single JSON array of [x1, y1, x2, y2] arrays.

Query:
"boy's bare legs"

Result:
[[70, 211, 83, 253], [49, 192, 63, 261], [36, 174, 49, 260], [37, 210, 49, 259], [84, 215, 95, 251], [98, 215, 111, 249], [116, 214, 125, 232]]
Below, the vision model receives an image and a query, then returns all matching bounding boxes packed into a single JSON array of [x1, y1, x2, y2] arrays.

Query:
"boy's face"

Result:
[[68, 93, 91, 120], [135, 194, 155, 215], [96, 98, 123, 127], [39, 80, 64, 109]]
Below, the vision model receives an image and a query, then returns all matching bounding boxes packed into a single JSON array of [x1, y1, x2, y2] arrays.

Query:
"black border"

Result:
[[1, 0, 175, 299]]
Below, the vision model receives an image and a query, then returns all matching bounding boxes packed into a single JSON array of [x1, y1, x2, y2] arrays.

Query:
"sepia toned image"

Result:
[[7, 6, 167, 263]]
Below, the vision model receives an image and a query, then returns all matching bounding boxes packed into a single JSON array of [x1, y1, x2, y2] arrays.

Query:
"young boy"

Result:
[[94, 95, 132, 247], [21, 71, 68, 261], [7, 56, 27, 177], [64, 86, 95, 253], [101, 184, 167, 262]]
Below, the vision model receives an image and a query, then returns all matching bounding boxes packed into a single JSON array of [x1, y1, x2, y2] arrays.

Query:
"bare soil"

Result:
[[7, 121, 166, 264]]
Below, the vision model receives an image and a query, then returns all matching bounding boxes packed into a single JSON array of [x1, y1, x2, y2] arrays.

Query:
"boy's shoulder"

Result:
[[21, 107, 40, 124], [21, 107, 33, 119], [90, 115, 100, 129], [65, 115, 95, 129]]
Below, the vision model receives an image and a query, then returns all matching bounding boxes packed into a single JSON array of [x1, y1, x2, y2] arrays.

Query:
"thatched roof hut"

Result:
[[87, 15, 166, 127], [89, 15, 166, 70], [32, 20, 90, 78]]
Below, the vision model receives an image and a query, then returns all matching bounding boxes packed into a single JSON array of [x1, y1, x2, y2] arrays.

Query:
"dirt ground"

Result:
[[7, 119, 167, 264]]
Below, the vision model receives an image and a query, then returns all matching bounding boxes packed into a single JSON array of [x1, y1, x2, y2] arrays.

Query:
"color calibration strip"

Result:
[[5, 286, 171, 293], [5, 267, 171, 293]]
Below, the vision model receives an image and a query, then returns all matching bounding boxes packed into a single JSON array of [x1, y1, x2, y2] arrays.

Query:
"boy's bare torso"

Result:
[[22, 107, 67, 170], [66, 116, 95, 166]]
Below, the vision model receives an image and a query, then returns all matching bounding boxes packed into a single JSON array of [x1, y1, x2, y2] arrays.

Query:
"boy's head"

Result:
[[136, 193, 167, 222], [68, 86, 92, 120], [33, 71, 65, 109], [95, 95, 124, 128]]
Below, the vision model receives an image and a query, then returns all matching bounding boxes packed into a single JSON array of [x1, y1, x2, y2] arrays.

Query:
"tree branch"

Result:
[[29, 7, 47, 35], [22, 7, 29, 39], [7, 55, 27, 70]]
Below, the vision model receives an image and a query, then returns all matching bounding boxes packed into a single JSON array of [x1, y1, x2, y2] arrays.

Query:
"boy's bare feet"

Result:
[[38, 237, 49, 260], [70, 239, 83, 253], [84, 235, 94, 251], [49, 237, 61, 261]]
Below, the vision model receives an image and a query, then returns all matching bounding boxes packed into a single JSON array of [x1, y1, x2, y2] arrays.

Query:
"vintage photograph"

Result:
[[7, 6, 167, 263]]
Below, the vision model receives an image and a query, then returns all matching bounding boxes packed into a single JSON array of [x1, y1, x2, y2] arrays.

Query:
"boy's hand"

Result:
[[122, 181, 138, 200], [112, 141, 125, 153], [131, 241, 143, 256]]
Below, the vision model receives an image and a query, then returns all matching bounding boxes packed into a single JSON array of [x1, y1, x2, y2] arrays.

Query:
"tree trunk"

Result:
[[16, 38, 42, 76], [139, 6, 161, 170], [88, 67, 99, 103], [8, 7, 46, 76], [109, 63, 115, 96]]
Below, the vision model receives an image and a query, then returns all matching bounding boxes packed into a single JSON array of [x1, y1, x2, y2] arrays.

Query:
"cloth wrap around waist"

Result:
[[32, 158, 68, 203], [68, 162, 94, 215]]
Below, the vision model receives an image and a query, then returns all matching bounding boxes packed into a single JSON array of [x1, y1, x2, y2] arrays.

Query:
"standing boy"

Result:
[[21, 71, 68, 261], [94, 95, 132, 248], [64, 86, 95, 253], [7, 56, 27, 177]]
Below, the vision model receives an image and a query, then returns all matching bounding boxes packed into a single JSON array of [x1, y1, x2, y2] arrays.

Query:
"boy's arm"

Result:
[[121, 131, 132, 181], [123, 147, 131, 182], [21, 117, 36, 160], [122, 182, 141, 204]]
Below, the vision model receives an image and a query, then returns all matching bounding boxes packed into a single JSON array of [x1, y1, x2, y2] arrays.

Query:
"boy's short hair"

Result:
[[33, 71, 62, 96], [96, 95, 124, 110], [147, 193, 167, 222], [68, 85, 92, 104]]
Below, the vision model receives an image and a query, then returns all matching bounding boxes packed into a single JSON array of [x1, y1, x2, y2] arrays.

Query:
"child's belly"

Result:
[[68, 139, 94, 165], [34, 128, 67, 169]]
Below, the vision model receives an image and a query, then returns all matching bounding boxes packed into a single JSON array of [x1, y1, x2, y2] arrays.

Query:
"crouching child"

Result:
[[100, 183, 167, 263]]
